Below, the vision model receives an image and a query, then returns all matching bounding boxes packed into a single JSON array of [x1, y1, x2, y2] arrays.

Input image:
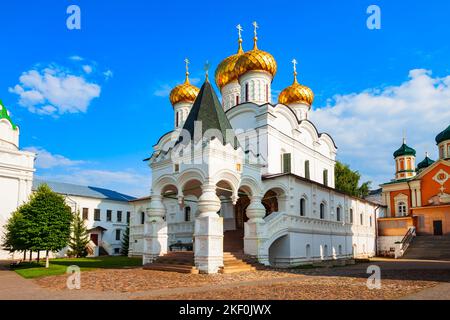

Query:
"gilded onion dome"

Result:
[[169, 61, 200, 106], [235, 23, 277, 79], [278, 61, 314, 106], [215, 37, 244, 90]]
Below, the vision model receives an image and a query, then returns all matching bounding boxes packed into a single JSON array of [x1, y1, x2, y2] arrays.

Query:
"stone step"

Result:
[[143, 263, 199, 274]]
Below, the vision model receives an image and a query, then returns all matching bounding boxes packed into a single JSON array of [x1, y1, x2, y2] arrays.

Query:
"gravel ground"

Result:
[[33, 259, 450, 300]]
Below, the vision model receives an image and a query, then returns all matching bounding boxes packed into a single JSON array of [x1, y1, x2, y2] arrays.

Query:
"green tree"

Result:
[[2, 210, 28, 255], [68, 211, 90, 258], [121, 225, 130, 256], [20, 184, 73, 267], [335, 161, 372, 198]]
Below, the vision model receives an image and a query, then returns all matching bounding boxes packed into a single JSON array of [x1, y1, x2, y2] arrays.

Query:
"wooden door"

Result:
[[433, 221, 443, 236], [90, 234, 99, 245]]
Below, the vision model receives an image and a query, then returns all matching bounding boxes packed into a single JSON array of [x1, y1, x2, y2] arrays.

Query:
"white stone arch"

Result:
[[213, 169, 241, 196], [273, 104, 300, 131], [176, 169, 206, 192], [299, 120, 320, 144], [153, 175, 178, 195], [239, 176, 262, 197], [319, 133, 337, 152], [262, 181, 289, 197]]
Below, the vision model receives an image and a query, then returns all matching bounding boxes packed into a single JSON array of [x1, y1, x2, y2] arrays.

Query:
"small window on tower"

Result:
[[236, 95, 239, 105], [236, 163, 241, 172], [174, 163, 180, 173], [245, 83, 249, 102]]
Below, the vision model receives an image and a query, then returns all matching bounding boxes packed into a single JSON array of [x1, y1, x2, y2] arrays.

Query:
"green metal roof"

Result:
[[175, 78, 239, 148], [393, 142, 416, 158], [417, 155, 434, 171], [435, 125, 450, 144], [0, 100, 17, 130]]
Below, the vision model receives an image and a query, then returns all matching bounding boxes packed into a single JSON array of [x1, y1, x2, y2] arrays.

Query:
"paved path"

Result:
[[1, 258, 449, 300]]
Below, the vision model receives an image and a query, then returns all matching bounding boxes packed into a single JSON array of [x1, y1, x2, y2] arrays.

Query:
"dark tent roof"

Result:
[[175, 79, 239, 149]]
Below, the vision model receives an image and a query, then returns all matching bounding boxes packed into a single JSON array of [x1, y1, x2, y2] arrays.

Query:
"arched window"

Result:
[[323, 169, 329, 186], [324, 245, 328, 257], [349, 208, 354, 223], [184, 206, 191, 222], [336, 206, 341, 222], [320, 202, 326, 219], [338, 245, 342, 255], [398, 202, 407, 216], [306, 244, 311, 259], [369, 215, 373, 227], [236, 95, 239, 105], [300, 198, 306, 216], [360, 213, 364, 225], [305, 160, 310, 179], [140, 212, 145, 225]]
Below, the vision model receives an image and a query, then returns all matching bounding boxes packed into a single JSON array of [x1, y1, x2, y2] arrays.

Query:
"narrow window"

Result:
[[305, 160, 310, 179], [117, 211, 122, 222], [266, 84, 269, 102], [106, 210, 112, 222], [126, 212, 130, 224], [350, 209, 353, 223], [94, 209, 101, 221], [369, 215, 372, 227], [300, 198, 306, 216], [82, 208, 89, 220], [236, 95, 239, 105], [176, 111, 179, 127], [323, 169, 329, 186], [245, 83, 249, 102], [336, 207, 341, 222], [320, 203, 325, 219], [184, 206, 191, 222], [141, 212, 145, 224], [360, 213, 364, 225], [115, 229, 121, 241], [282, 153, 291, 173]]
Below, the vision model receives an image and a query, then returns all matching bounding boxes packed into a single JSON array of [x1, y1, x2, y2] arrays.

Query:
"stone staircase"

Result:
[[402, 236, 450, 261], [143, 229, 260, 274]]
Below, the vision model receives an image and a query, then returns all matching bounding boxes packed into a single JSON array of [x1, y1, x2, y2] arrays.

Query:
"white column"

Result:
[[194, 181, 223, 274], [142, 195, 168, 264], [244, 195, 269, 265]]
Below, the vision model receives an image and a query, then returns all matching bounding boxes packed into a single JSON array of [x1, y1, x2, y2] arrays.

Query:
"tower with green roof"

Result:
[[436, 124, 450, 160], [393, 138, 416, 180], [0, 100, 20, 149]]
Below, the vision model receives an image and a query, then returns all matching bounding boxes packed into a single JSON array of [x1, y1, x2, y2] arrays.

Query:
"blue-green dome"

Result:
[[436, 125, 450, 144], [417, 155, 434, 171], [393, 142, 416, 158]]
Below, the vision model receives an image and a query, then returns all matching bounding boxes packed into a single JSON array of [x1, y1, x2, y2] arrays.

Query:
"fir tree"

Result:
[[68, 211, 90, 258]]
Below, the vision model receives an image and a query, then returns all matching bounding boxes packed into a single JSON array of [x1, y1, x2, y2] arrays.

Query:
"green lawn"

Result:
[[13, 256, 142, 279]]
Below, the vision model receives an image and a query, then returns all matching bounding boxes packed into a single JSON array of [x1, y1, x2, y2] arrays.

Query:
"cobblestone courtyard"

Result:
[[1, 258, 450, 300]]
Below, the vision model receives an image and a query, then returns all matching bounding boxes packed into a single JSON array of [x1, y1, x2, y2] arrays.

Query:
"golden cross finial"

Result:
[[252, 21, 258, 37], [184, 58, 190, 83], [204, 60, 210, 81], [236, 24, 243, 39], [252, 21, 259, 49], [292, 58, 298, 83]]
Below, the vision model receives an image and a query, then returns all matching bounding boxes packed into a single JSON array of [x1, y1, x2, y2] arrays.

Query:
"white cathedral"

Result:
[[138, 23, 379, 274], [0, 23, 379, 273]]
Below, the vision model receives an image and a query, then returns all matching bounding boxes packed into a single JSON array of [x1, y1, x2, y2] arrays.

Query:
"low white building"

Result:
[[32, 179, 136, 256]]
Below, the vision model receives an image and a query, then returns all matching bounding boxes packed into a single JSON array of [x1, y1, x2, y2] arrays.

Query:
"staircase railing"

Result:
[[395, 226, 416, 259]]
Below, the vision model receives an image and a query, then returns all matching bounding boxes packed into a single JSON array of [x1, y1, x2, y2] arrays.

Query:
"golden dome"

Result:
[[278, 64, 314, 106], [169, 62, 200, 106], [215, 39, 244, 90], [235, 36, 277, 79]]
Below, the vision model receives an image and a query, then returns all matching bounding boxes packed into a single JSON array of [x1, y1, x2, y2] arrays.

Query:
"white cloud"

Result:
[[310, 69, 450, 187], [25, 147, 85, 169], [153, 84, 172, 97], [103, 69, 113, 80], [82, 65, 93, 74], [9, 65, 101, 115], [69, 55, 84, 61]]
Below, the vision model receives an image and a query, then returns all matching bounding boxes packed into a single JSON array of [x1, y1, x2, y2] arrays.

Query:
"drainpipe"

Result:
[[374, 205, 381, 256]]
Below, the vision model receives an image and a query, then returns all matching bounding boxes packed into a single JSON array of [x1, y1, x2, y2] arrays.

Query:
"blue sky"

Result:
[[1, 0, 450, 196]]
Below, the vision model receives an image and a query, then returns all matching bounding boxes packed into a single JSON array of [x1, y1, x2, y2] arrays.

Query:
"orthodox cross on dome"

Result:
[[184, 58, 190, 83], [236, 24, 243, 39], [252, 21, 259, 37], [252, 21, 259, 49], [292, 58, 298, 83], [204, 60, 210, 80], [402, 129, 407, 144]]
